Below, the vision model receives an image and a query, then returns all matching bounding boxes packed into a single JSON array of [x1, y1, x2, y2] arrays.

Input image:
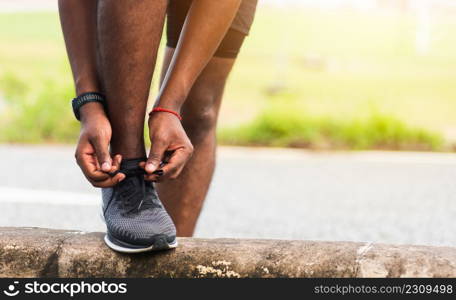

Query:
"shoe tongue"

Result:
[[116, 158, 147, 211], [120, 157, 146, 176]]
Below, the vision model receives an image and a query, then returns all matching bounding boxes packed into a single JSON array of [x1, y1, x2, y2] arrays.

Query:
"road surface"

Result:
[[1, 145, 456, 247]]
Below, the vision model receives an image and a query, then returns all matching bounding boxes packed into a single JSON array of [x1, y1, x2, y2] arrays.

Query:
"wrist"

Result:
[[79, 102, 107, 124], [149, 107, 183, 121], [153, 102, 182, 114], [72, 92, 107, 121], [155, 93, 186, 114]]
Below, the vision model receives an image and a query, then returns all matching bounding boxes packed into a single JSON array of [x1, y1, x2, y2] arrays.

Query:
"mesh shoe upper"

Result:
[[102, 158, 176, 246]]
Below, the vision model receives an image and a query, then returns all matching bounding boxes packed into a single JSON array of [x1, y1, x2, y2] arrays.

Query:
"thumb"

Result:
[[146, 140, 167, 174], [92, 137, 112, 172]]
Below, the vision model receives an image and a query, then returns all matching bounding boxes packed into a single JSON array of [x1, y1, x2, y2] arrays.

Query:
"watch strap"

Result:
[[72, 92, 106, 121]]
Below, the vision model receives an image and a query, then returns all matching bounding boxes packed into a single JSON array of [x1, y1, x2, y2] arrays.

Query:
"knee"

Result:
[[182, 94, 219, 144], [183, 106, 218, 144]]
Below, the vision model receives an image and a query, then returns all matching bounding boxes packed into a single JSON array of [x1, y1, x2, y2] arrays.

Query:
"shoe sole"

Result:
[[100, 202, 177, 253], [104, 234, 178, 254]]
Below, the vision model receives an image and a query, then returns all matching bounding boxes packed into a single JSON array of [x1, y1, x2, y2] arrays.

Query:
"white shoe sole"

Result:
[[104, 234, 178, 254]]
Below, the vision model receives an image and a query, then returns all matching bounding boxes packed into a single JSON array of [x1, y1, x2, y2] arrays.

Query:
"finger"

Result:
[[140, 161, 164, 174], [90, 172, 125, 188], [108, 154, 122, 175], [157, 147, 191, 180], [145, 140, 167, 174], [88, 170, 112, 182], [143, 169, 164, 182], [114, 154, 122, 167], [94, 154, 101, 170], [140, 161, 165, 181], [92, 136, 112, 172], [78, 153, 112, 182]]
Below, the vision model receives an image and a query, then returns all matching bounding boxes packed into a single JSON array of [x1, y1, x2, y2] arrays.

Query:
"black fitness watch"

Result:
[[71, 92, 107, 121]]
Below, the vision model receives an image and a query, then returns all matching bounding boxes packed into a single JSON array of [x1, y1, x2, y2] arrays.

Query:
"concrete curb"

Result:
[[1, 227, 456, 278]]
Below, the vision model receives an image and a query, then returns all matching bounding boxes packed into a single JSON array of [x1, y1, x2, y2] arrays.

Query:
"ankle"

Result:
[[110, 139, 146, 159]]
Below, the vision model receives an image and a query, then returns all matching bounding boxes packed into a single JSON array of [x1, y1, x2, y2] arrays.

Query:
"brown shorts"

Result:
[[166, 0, 258, 58]]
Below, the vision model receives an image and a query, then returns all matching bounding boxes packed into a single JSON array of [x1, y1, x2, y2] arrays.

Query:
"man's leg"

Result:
[[157, 47, 236, 236], [96, 0, 180, 253], [97, 0, 167, 159]]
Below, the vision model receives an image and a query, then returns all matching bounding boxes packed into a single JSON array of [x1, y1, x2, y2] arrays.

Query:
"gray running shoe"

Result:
[[101, 158, 177, 253]]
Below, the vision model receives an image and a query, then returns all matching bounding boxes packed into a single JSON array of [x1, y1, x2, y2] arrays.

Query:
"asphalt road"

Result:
[[1, 144, 456, 247]]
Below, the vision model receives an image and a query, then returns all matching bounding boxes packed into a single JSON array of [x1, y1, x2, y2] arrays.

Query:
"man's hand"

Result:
[[142, 112, 193, 181], [75, 103, 125, 187]]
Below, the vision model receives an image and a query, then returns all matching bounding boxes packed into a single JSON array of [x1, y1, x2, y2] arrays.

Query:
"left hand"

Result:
[[142, 112, 193, 181], [75, 103, 125, 187]]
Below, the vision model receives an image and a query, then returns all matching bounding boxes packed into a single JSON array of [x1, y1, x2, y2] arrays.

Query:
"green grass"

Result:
[[219, 103, 443, 151], [0, 7, 455, 150], [223, 7, 456, 140], [0, 72, 78, 143]]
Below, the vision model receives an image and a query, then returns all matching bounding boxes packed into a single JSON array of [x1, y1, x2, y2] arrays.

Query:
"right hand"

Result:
[[142, 111, 193, 182], [75, 103, 125, 187]]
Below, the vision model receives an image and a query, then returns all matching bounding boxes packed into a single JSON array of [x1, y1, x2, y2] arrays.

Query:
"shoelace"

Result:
[[116, 168, 154, 214]]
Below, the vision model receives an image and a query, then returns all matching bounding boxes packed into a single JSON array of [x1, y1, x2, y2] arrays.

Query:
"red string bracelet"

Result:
[[149, 107, 182, 121]]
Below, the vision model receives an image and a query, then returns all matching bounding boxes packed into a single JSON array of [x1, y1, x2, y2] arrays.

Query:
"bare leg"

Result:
[[97, 0, 167, 159], [157, 47, 235, 236]]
